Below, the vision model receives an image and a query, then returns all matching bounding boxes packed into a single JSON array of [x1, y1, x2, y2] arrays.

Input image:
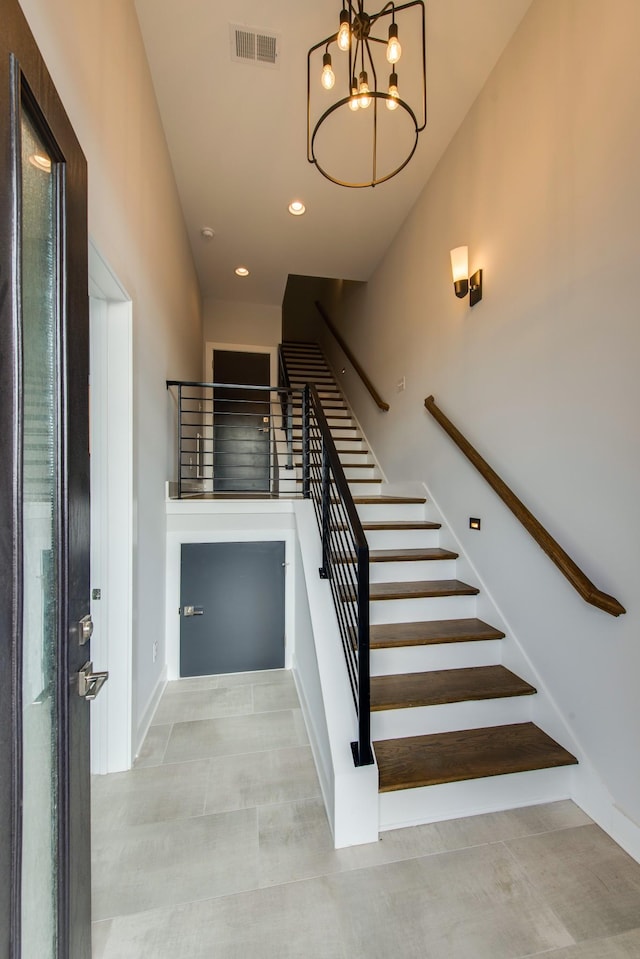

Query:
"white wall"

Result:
[[203, 298, 281, 352], [19, 0, 203, 750], [323, 0, 640, 842]]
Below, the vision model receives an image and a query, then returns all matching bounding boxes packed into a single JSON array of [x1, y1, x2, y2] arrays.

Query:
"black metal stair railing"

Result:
[[302, 384, 374, 767], [277, 346, 294, 472], [166, 379, 297, 497]]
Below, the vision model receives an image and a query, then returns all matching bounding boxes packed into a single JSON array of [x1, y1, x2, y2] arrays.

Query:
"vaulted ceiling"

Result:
[[134, 0, 532, 306]]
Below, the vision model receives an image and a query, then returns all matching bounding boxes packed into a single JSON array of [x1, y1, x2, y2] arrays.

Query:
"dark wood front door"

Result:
[[213, 350, 271, 492], [0, 3, 92, 957]]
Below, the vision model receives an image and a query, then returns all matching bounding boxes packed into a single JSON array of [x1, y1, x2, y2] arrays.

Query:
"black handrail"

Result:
[[302, 384, 373, 766], [315, 301, 390, 412]]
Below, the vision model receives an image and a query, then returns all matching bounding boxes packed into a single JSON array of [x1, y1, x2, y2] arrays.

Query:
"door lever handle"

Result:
[[78, 661, 108, 700], [183, 605, 204, 617]]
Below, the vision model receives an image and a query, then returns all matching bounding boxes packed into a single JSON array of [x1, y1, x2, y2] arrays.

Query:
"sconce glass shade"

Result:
[[450, 245, 469, 298]]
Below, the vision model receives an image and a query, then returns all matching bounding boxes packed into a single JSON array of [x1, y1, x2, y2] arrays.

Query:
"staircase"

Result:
[[281, 340, 578, 831]]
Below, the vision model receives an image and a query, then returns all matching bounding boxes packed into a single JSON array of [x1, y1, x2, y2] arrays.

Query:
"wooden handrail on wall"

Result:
[[424, 395, 626, 617], [315, 301, 390, 412]]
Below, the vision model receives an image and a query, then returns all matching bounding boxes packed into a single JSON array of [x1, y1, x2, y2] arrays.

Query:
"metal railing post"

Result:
[[302, 385, 311, 499], [354, 543, 373, 765], [177, 384, 183, 499], [319, 441, 331, 580], [286, 391, 293, 470]]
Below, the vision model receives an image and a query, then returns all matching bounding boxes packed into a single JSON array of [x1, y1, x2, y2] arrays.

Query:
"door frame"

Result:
[[205, 341, 277, 387], [0, 2, 91, 954], [88, 240, 133, 774]]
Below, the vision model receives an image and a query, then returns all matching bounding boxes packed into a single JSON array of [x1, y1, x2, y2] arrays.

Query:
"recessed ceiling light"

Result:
[[200, 227, 215, 240], [288, 200, 306, 216], [235, 266, 250, 277], [29, 153, 52, 173]]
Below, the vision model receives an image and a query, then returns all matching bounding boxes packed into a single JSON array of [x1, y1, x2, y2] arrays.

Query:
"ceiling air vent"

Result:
[[230, 25, 279, 68]]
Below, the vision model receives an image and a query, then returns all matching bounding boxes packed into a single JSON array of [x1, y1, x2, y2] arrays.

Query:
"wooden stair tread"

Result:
[[361, 520, 441, 531], [368, 579, 479, 600], [353, 495, 427, 504], [371, 665, 535, 711], [296, 425, 359, 431], [370, 547, 458, 562], [293, 447, 368, 455], [334, 548, 457, 565], [375, 722, 578, 791], [370, 618, 505, 648]]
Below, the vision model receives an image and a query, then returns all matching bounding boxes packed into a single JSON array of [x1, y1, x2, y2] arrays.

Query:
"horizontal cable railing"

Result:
[[315, 301, 390, 412], [166, 380, 298, 498], [424, 394, 626, 617], [303, 384, 374, 766]]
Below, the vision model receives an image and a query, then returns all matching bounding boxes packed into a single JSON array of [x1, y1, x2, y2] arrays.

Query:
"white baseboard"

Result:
[[133, 665, 167, 762], [572, 761, 640, 864]]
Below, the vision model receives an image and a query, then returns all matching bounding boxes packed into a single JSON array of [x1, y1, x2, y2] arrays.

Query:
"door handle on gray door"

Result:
[[183, 605, 204, 616], [77, 661, 109, 700]]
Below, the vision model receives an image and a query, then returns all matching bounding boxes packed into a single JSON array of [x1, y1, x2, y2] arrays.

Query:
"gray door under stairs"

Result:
[[180, 541, 285, 676]]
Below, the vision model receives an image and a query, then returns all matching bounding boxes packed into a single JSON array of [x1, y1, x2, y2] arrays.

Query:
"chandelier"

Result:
[[307, 1, 426, 188]]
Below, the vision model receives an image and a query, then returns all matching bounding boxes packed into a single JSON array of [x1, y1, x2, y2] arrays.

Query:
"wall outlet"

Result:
[[396, 376, 406, 392], [152, 640, 158, 663]]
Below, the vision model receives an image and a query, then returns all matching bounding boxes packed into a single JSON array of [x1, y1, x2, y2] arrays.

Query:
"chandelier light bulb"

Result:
[[337, 10, 351, 51], [387, 23, 402, 64], [321, 52, 335, 90], [349, 77, 360, 111], [358, 71, 371, 109], [386, 72, 399, 111]]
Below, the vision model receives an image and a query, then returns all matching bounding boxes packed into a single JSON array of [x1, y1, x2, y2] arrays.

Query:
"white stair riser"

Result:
[[370, 639, 502, 675], [311, 428, 360, 440], [378, 766, 575, 832], [334, 438, 366, 452], [369, 593, 477, 624], [338, 450, 371, 463], [371, 695, 534, 741], [343, 466, 378, 480], [364, 529, 441, 550], [368, 560, 458, 582], [290, 416, 354, 428], [356, 503, 426, 522], [347, 482, 384, 496], [295, 429, 360, 442]]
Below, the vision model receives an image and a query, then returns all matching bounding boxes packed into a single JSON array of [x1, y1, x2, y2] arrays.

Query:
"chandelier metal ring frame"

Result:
[[307, 0, 427, 189]]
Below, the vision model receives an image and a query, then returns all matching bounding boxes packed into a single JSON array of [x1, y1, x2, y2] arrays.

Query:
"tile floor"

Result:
[[92, 670, 640, 958]]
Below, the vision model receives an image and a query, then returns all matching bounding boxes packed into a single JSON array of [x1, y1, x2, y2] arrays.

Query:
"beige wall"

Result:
[[203, 298, 281, 355], [325, 0, 640, 843], [19, 0, 203, 742]]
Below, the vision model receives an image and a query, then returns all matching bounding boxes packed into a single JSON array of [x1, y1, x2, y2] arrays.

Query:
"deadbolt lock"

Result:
[[78, 614, 94, 646]]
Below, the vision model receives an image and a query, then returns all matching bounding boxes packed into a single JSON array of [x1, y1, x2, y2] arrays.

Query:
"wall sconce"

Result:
[[450, 246, 483, 306]]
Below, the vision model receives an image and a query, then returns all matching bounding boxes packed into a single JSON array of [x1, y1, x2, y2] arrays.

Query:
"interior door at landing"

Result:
[[0, 3, 92, 957]]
